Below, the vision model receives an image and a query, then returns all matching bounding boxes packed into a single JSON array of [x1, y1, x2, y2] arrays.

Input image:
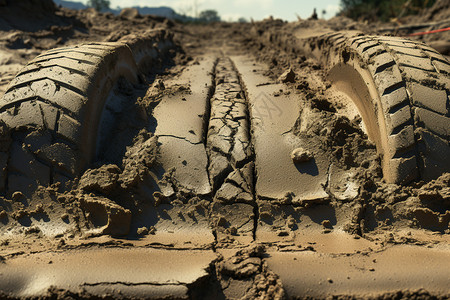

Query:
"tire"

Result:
[[306, 32, 450, 184], [0, 29, 174, 196]]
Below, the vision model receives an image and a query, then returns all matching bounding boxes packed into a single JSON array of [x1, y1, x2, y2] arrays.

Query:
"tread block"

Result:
[[409, 82, 448, 115], [9, 141, 50, 186], [354, 40, 378, 51], [2, 86, 36, 104], [0, 101, 44, 129], [349, 36, 369, 43], [399, 66, 436, 82], [414, 107, 450, 138], [374, 66, 404, 99], [45, 46, 76, 53], [420, 47, 447, 59], [38, 47, 110, 59], [369, 52, 396, 74], [37, 143, 78, 175], [389, 45, 425, 57], [396, 55, 435, 72], [8, 66, 90, 93], [389, 155, 418, 184], [376, 38, 410, 46], [420, 48, 450, 63], [33, 52, 101, 66], [22, 61, 93, 76], [30, 79, 86, 115], [417, 129, 450, 181], [361, 45, 386, 61], [3, 83, 85, 117], [387, 125, 415, 156], [57, 114, 81, 144], [39, 103, 59, 131], [385, 105, 412, 135], [432, 60, 450, 75], [380, 84, 408, 113]]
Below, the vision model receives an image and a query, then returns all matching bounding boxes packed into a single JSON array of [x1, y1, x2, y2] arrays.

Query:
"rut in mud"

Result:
[[205, 56, 257, 243]]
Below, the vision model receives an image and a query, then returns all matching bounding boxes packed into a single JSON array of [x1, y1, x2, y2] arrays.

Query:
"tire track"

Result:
[[206, 57, 254, 203], [205, 56, 257, 243]]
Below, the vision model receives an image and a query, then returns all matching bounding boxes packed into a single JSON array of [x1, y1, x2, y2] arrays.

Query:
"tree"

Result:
[[339, 0, 436, 22], [87, 0, 110, 11], [198, 9, 220, 23]]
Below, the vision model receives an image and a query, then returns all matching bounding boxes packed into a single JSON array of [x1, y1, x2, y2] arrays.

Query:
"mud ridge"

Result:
[[206, 56, 255, 203]]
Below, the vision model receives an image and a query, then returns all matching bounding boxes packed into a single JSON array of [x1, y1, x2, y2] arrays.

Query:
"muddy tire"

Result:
[[0, 30, 174, 195], [307, 33, 450, 184]]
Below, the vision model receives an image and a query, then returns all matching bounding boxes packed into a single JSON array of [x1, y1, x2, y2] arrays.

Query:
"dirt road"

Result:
[[0, 1, 449, 299]]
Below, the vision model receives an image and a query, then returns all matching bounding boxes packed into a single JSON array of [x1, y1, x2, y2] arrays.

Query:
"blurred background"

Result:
[[54, 0, 439, 23]]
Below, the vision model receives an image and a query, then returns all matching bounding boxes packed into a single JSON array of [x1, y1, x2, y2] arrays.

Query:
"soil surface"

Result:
[[0, 0, 449, 299]]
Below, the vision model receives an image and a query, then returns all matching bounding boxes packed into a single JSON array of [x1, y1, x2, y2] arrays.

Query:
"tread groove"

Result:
[[388, 99, 410, 114], [398, 63, 436, 73], [17, 64, 88, 77], [36, 49, 104, 60], [392, 148, 416, 159], [390, 119, 414, 135], [0, 96, 76, 119], [382, 81, 405, 96], [374, 60, 395, 74], [5, 77, 86, 98], [368, 49, 386, 59], [411, 100, 448, 117], [32, 56, 97, 66], [361, 43, 379, 53]]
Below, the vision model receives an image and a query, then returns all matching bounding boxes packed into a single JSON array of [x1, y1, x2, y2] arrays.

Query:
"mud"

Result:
[[0, 0, 449, 299]]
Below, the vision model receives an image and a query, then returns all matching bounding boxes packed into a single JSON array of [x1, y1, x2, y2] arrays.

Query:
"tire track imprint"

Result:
[[206, 56, 255, 205]]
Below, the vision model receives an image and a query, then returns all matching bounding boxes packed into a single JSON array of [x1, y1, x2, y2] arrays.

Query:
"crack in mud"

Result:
[[230, 58, 260, 242], [203, 58, 219, 188], [206, 57, 254, 195], [82, 281, 186, 287], [157, 134, 203, 145]]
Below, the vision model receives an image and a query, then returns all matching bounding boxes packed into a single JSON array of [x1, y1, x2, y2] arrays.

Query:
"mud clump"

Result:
[[349, 172, 450, 236], [278, 68, 296, 83], [79, 165, 121, 195], [326, 116, 377, 169], [291, 147, 313, 163], [80, 195, 131, 236], [217, 244, 285, 299]]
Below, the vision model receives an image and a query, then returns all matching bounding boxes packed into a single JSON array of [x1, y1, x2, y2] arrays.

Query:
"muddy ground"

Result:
[[0, 0, 449, 299]]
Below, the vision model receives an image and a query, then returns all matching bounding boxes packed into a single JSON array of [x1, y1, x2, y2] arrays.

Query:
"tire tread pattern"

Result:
[[312, 32, 450, 183], [0, 30, 174, 196]]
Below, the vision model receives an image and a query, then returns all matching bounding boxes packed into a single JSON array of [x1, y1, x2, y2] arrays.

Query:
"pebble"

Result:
[[291, 148, 313, 163], [278, 68, 296, 83]]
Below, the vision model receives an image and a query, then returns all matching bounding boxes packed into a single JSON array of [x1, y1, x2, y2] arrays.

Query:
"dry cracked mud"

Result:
[[0, 0, 449, 299]]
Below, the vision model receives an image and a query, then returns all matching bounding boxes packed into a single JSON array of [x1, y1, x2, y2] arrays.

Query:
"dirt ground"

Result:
[[0, 0, 449, 299]]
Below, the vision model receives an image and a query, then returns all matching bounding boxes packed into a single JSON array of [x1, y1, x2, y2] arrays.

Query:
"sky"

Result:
[[108, 0, 342, 22]]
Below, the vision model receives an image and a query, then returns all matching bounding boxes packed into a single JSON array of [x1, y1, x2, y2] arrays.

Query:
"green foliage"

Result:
[[339, 0, 436, 21], [198, 9, 221, 23], [87, 0, 110, 11]]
